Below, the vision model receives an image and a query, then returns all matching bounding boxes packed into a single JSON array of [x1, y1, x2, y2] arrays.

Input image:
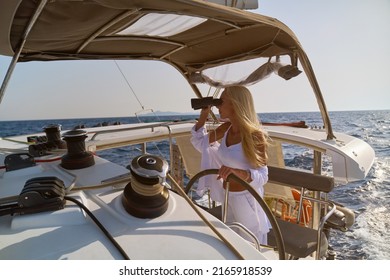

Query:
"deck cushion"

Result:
[[268, 218, 328, 259]]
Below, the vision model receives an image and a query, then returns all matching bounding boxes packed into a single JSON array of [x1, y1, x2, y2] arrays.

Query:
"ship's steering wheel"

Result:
[[184, 169, 286, 260]]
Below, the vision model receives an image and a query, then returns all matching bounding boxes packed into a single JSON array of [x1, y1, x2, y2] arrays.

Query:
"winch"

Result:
[[28, 124, 67, 157], [61, 129, 95, 170], [122, 154, 169, 219]]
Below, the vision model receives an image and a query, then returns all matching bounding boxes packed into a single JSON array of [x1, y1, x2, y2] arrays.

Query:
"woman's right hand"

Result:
[[199, 106, 211, 118], [195, 106, 211, 131]]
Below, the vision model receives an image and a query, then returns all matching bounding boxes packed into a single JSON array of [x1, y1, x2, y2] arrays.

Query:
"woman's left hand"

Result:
[[217, 165, 237, 181], [217, 165, 250, 182]]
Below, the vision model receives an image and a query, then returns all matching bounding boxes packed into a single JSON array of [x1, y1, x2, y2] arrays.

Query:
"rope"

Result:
[[69, 176, 130, 192], [131, 179, 164, 196], [0, 138, 31, 144], [65, 196, 130, 260]]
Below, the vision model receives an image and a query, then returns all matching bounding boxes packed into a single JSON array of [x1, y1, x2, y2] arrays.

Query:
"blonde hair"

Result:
[[224, 86, 268, 167]]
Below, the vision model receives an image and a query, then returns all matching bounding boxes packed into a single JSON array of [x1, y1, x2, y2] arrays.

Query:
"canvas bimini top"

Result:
[[0, 0, 334, 139]]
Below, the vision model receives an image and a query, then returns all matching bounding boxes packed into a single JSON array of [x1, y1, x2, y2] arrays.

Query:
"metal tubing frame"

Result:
[[184, 169, 286, 260], [0, 0, 48, 104], [90, 121, 180, 180], [295, 190, 336, 259]]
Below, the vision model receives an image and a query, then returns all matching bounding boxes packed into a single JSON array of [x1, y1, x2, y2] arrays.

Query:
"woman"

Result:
[[191, 85, 271, 244]]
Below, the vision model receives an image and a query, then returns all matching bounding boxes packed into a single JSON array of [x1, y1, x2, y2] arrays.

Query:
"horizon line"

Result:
[[1, 108, 389, 122]]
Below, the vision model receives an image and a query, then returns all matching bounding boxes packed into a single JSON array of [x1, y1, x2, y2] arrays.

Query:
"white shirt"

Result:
[[191, 124, 271, 243], [190, 124, 268, 201]]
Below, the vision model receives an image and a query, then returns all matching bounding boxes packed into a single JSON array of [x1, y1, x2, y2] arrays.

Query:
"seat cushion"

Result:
[[268, 218, 328, 258]]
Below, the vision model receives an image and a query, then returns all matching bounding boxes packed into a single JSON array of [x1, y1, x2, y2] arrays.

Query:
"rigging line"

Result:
[[113, 62, 164, 159], [113, 60, 144, 110], [64, 196, 130, 260]]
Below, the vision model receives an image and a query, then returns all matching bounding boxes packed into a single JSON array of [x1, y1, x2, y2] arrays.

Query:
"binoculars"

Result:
[[191, 97, 222, 110]]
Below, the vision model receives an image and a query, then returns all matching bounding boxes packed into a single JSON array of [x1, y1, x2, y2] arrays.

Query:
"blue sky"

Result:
[[0, 0, 389, 121]]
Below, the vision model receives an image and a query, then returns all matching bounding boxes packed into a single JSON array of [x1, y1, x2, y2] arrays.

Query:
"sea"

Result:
[[0, 110, 389, 260]]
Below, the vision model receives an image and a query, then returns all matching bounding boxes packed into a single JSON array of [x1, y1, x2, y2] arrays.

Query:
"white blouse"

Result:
[[190, 124, 268, 201], [190, 124, 271, 242]]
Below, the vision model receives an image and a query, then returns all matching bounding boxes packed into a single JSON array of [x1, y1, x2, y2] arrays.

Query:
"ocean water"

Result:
[[0, 110, 389, 260]]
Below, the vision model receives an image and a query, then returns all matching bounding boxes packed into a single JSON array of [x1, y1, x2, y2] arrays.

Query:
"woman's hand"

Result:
[[217, 165, 250, 182], [199, 106, 211, 119], [194, 106, 211, 131]]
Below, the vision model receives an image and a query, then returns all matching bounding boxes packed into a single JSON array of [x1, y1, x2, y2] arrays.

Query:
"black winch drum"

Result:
[[60, 129, 95, 169], [122, 154, 170, 219]]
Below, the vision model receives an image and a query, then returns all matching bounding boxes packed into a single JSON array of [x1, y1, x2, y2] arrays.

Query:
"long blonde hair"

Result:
[[224, 86, 268, 167]]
